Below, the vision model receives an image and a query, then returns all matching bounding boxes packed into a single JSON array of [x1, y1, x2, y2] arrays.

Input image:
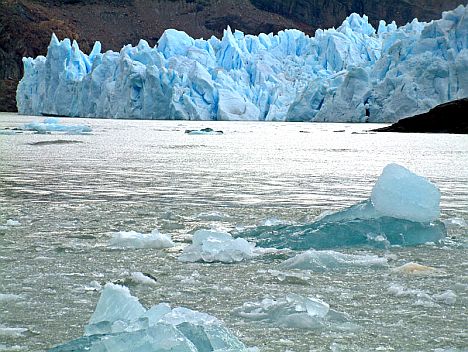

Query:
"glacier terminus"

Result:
[[16, 5, 467, 122]]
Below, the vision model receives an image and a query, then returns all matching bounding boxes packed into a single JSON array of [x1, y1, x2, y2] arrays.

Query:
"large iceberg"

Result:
[[17, 6, 468, 122], [239, 163, 446, 249], [49, 283, 253, 351]]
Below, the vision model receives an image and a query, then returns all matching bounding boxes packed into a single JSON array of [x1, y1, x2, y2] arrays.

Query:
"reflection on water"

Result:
[[0, 113, 467, 351]]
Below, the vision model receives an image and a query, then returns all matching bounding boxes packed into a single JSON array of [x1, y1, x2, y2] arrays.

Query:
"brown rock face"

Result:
[[1, 0, 466, 112], [249, 0, 464, 29]]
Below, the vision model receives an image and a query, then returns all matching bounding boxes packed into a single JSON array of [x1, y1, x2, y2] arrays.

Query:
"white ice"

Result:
[[279, 249, 388, 271], [110, 229, 174, 249], [371, 163, 440, 222], [178, 229, 256, 263]]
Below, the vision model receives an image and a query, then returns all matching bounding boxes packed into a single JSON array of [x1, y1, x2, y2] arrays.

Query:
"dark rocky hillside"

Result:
[[250, 0, 464, 30], [373, 99, 468, 134], [0, 0, 465, 112]]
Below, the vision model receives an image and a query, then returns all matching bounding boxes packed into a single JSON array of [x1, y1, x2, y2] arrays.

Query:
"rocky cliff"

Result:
[[1, 0, 465, 112], [250, 0, 464, 29]]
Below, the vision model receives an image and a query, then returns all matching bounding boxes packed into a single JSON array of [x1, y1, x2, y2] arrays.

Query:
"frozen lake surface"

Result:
[[0, 113, 467, 351]]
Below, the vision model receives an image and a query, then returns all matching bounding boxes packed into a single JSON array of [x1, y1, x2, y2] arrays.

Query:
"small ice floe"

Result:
[[109, 229, 174, 249], [0, 293, 22, 302], [185, 127, 223, 135], [196, 211, 231, 221], [115, 272, 158, 287], [279, 249, 388, 272], [388, 284, 456, 306], [83, 281, 102, 292], [262, 269, 312, 285], [178, 229, 256, 263], [260, 217, 291, 226], [2, 219, 21, 227], [234, 293, 352, 329], [391, 262, 439, 275], [0, 325, 28, 338], [23, 117, 92, 134], [443, 217, 467, 229], [49, 283, 253, 351]]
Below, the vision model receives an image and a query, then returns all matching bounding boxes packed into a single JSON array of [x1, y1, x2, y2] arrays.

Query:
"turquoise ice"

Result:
[[49, 283, 253, 352], [239, 164, 446, 249]]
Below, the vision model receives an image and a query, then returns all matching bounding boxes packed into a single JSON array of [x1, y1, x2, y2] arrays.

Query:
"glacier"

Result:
[[17, 5, 468, 122], [238, 163, 446, 250], [49, 283, 254, 352]]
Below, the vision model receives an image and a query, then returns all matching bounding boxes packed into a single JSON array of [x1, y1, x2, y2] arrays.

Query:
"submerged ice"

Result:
[[240, 163, 446, 250], [17, 6, 468, 122], [234, 293, 352, 329], [279, 249, 388, 271], [49, 283, 253, 351]]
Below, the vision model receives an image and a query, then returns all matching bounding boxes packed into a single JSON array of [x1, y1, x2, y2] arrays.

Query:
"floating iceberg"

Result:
[[49, 283, 253, 351], [234, 293, 352, 329], [388, 284, 456, 306], [391, 262, 439, 275], [110, 229, 175, 249], [279, 249, 388, 271], [17, 6, 468, 122], [239, 164, 446, 249], [4, 219, 20, 226], [23, 117, 92, 134], [185, 128, 223, 135], [179, 229, 256, 263]]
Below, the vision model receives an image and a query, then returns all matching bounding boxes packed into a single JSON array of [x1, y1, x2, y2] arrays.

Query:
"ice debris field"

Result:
[[17, 5, 468, 122], [37, 163, 456, 350]]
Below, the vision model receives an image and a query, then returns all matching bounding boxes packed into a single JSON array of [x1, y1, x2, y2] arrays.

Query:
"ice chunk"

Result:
[[371, 163, 440, 222], [388, 284, 456, 305], [23, 118, 92, 134], [17, 6, 468, 122], [178, 229, 256, 263], [0, 293, 22, 302], [234, 293, 351, 329], [110, 229, 174, 249], [239, 164, 446, 249], [5, 219, 20, 226], [279, 249, 388, 271], [432, 290, 457, 305], [0, 325, 28, 338], [50, 283, 253, 351], [195, 211, 231, 221], [391, 262, 438, 275], [185, 128, 223, 135]]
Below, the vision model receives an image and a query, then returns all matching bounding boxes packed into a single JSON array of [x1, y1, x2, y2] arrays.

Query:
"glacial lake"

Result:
[[0, 112, 467, 351]]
